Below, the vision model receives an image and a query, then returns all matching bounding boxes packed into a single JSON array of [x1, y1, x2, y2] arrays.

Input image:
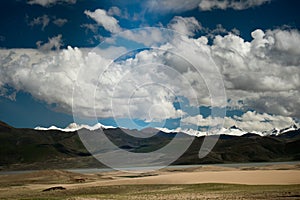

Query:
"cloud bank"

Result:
[[0, 15, 299, 130], [182, 111, 299, 132]]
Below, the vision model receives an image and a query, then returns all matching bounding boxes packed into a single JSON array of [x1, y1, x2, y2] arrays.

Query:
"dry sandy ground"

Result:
[[0, 163, 300, 199], [0, 164, 300, 189], [25, 168, 300, 191]]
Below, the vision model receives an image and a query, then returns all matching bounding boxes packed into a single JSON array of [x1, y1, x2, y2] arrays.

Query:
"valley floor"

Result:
[[0, 163, 300, 199]]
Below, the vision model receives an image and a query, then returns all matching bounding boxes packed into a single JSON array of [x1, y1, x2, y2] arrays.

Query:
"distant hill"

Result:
[[0, 121, 299, 170]]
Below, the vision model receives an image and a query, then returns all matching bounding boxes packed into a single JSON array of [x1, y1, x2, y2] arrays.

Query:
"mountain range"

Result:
[[35, 122, 299, 137], [0, 121, 299, 170]]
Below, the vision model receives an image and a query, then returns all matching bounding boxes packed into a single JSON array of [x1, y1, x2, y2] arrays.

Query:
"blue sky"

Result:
[[0, 0, 299, 48], [0, 0, 300, 131]]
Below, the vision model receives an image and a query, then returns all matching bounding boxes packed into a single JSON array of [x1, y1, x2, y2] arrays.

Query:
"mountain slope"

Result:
[[0, 121, 299, 170], [0, 124, 101, 170]]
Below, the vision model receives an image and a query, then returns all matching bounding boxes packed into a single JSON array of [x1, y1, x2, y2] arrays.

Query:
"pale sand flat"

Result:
[[24, 169, 300, 191]]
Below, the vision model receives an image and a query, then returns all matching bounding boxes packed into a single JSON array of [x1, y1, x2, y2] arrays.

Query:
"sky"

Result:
[[0, 0, 300, 132]]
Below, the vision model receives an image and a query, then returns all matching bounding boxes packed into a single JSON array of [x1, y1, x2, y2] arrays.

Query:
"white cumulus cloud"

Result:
[[36, 34, 63, 51], [168, 16, 202, 36], [84, 9, 122, 33], [53, 18, 68, 27], [211, 28, 300, 118]]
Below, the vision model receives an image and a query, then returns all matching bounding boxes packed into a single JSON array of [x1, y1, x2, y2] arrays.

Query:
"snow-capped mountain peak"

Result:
[[279, 124, 298, 134], [262, 124, 299, 136]]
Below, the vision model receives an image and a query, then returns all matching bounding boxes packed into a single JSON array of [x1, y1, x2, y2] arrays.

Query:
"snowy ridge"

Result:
[[262, 124, 299, 136], [157, 124, 299, 137], [35, 123, 299, 137], [157, 126, 248, 137], [35, 122, 116, 132]]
